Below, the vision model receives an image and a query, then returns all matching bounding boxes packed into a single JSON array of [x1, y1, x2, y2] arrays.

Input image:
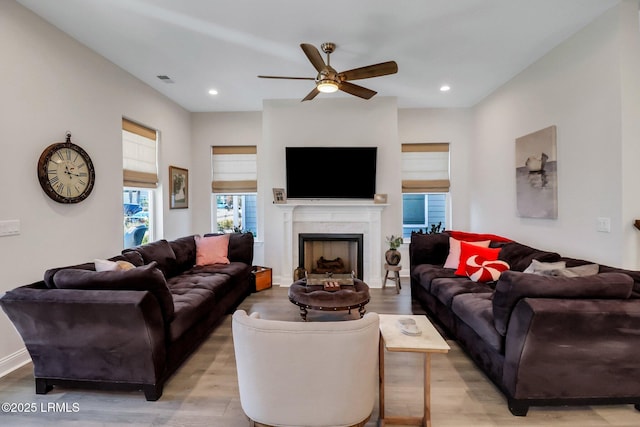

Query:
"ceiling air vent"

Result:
[[156, 75, 175, 84]]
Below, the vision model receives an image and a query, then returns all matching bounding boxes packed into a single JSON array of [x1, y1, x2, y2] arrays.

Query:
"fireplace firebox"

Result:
[[298, 233, 364, 280]]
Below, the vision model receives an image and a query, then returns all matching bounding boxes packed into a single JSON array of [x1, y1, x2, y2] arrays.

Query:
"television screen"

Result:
[[285, 147, 377, 199]]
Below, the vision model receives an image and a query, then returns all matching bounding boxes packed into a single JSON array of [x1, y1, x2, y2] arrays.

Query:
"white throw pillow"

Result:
[[523, 259, 566, 274], [443, 237, 491, 269], [94, 259, 136, 272]]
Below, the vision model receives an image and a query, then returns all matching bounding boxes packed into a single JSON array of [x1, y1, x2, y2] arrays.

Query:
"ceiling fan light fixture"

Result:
[[317, 80, 339, 93]]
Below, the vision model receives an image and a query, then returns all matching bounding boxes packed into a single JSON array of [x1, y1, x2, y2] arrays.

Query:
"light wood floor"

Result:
[[1, 284, 639, 426]]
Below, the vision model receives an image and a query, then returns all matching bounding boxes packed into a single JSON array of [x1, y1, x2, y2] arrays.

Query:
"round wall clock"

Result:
[[37, 132, 96, 203]]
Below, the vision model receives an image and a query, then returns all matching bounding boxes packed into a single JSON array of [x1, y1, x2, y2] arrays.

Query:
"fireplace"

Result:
[[298, 233, 364, 280], [275, 201, 386, 287]]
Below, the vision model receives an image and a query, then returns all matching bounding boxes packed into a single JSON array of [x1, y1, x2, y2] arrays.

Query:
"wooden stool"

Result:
[[383, 263, 402, 294]]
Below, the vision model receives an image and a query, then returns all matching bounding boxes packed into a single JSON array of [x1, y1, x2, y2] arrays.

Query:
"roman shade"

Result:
[[401, 143, 450, 193], [211, 146, 257, 193], [123, 118, 158, 188]]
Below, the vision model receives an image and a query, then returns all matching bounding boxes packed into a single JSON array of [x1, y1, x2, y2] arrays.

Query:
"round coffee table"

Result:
[[288, 279, 370, 321]]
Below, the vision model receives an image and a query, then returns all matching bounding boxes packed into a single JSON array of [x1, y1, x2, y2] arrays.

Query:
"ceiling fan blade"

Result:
[[301, 87, 320, 102], [338, 81, 377, 100], [300, 43, 326, 73], [338, 61, 398, 81], [258, 75, 315, 80]]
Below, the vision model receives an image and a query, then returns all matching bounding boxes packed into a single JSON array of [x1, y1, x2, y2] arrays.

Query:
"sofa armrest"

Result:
[[0, 287, 167, 386], [503, 297, 640, 400]]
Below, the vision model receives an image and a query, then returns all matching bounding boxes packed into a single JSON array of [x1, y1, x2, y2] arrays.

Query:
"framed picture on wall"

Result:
[[169, 166, 189, 209], [272, 188, 286, 204], [515, 125, 557, 219]]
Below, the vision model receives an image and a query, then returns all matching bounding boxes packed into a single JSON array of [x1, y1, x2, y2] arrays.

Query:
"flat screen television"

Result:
[[285, 147, 377, 199]]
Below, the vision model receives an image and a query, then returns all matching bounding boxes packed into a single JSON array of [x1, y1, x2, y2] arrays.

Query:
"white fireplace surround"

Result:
[[276, 201, 387, 287]]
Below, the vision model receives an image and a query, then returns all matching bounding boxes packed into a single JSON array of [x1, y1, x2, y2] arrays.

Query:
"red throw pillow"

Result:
[[455, 242, 501, 276], [448, 230, 512, 243], [465, 255, 510, 282]]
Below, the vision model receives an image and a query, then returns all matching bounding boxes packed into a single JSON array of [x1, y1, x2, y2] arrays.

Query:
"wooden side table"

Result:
[[378, 314, 450, 427], [383, 263, 402, 294]]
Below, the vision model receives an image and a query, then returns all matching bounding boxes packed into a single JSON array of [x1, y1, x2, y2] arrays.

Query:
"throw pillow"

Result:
[[195, 234, 231, 266], [455, 242, 501, 276], [94, 259, 135, 272], [123, 239, 177, 278], [465, 255, 510, 283], [448, 230, 512, 243], [443, 237, 491, 269], [523, 259, 566, 274], [540, 263, 599, 278]]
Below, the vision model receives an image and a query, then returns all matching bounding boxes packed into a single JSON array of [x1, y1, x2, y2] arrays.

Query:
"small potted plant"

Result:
[[385, 235, 403, 266]]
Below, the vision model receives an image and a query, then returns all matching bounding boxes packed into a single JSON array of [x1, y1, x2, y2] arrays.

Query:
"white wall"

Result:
[[0, 1, 191, 374], [471, 0, 640, 267], [190, 111, 264, 264]]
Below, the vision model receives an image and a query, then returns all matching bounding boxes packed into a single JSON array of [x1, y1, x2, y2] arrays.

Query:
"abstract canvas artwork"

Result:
[[515, 126, 557, 219]]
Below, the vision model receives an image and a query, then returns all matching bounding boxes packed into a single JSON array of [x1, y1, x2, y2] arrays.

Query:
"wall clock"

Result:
[[37, 132, 95, 203]]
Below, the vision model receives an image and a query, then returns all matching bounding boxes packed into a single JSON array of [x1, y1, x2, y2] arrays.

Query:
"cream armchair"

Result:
[[232, 310, 380, 427]]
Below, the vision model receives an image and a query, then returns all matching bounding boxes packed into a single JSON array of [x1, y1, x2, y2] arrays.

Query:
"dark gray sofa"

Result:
[[410, 231, 640, 415], [0, 232, 254, 401]]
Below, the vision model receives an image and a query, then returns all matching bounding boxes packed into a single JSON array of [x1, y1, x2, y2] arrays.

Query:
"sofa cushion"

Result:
[[452, 293, 503, 353], [169, 287, 217, 342], [409, 233, 450, 267], [52, 262, 175, 321], [497, 242, 561, 272], [167, 266, 240, 295], [454, 243, 500, 276], [169, 235, 197, 274], [44, 262, 95, 288], [599, 264, 640, 297], [124, 239, 177, 278], [430, 277, 493, 307], [410, 264, 458, 293], [492, 271, 634, 336], [195, 234, 230, 266]]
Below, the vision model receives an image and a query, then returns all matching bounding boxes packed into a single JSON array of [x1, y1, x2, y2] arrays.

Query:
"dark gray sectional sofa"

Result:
[[1, 232, 254, 401], [410, 231, 640, 415]]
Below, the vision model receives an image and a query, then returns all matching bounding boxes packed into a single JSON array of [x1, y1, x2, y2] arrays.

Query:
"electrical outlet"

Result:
[[596, 217, 611, 233], [0, 220, 20, 237]]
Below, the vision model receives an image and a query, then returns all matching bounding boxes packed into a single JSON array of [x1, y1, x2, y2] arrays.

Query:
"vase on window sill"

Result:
[[385, 249, 401, 266]]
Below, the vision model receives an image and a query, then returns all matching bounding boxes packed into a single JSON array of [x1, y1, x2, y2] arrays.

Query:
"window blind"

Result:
[[211, 146, 257, 193], [123, 118, 158, 188], [401, 143, 450, 193]]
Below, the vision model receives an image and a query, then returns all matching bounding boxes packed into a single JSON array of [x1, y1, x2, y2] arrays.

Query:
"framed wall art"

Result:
[[515, 125, 557, 219], [272, 188, 286, 204], [169, 166, 189, 209]]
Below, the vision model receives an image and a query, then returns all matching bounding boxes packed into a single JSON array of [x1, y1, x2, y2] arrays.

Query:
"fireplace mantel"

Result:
[[275, 201, 387, 287]]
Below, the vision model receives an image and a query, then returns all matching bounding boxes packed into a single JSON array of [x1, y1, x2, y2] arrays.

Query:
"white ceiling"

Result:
[[17, 0, 619, 112]]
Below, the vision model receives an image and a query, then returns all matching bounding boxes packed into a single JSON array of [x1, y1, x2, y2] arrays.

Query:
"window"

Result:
[[122, 118, 158, 248], [401, 143, 450, 238], [212, 146, 257, 236]]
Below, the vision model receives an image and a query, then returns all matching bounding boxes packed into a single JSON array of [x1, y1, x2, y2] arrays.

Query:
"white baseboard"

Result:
[[0, 347, 31, 378]]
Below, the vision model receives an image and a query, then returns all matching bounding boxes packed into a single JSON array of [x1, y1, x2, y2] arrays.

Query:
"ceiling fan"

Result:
[[258, 42, 398, 101]]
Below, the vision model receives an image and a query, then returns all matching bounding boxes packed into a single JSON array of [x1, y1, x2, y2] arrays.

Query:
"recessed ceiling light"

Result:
[[440, 85, 451, 92], [208, 89, 218, 95]]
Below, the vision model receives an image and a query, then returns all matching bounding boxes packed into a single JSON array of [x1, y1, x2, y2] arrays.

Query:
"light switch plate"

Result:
[[596, 217, 611, 233]]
